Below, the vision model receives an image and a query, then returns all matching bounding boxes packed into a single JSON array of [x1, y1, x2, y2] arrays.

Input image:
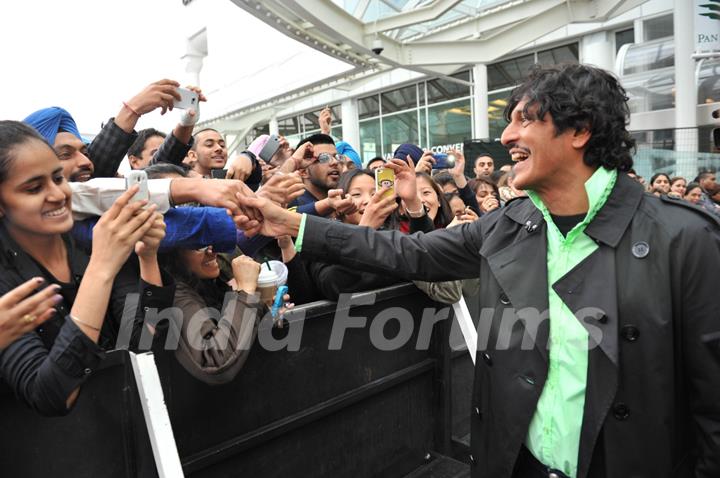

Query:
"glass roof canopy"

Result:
[[331, 0, 517, 41]]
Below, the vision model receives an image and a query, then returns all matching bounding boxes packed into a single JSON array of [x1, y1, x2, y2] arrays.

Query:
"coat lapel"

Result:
[[485, 201, 550, 363]]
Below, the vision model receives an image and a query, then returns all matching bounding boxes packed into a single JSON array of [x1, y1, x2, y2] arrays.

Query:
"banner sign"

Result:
[[696, 0, 720, 51]]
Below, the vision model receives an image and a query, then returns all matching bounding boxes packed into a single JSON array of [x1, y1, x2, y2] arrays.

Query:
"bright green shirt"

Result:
[[525, 167, 617, 478]]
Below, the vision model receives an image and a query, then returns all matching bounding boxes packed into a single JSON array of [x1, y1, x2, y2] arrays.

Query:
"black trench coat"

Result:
[[300, 173, 720, 478]]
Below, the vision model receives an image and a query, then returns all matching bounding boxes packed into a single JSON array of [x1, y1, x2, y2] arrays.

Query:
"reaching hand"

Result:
[[283, 142, 317, 172], [327, 189, 358, 216], [226, 154, 254, 182], [384, 157, 423, 212], [257, 172, 305, 207], [277, 235, 296, 263], [134, 213, 167, 259], [233, 193, 302, 238], [319, 107, 332, 135], [415, 151, 435, 174], [91, 186, 159, 277], [358, 188, 398, 229], [449, 148, 467, 188], [125, 79, 182, 116], [0, 278, 62, 349]]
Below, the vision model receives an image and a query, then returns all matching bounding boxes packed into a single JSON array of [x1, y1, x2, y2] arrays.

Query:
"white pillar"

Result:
[[269, 115, 279, 136], [674, 0, 698, 178], [472, 64, 489, 139], [183, 55, 204, 87], [581, 31, 614, 71], [341, 98, 360, 148]]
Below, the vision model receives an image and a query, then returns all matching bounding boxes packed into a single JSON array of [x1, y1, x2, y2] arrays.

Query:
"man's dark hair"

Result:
[[366, 156, 386, 168], [432, 171, 456, 188], [296, 133, 335, 150], [144, 163, 189, 180], [504, 64, 635, 172], [191, 128, 221, 151], [694, 171, 715, 183], [128, 128, 166, 158]]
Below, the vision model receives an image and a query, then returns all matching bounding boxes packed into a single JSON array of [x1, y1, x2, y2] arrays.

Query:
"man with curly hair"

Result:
[[234, 64, 720, 478]]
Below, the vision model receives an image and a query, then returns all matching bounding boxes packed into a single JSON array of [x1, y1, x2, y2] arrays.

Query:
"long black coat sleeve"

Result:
[[301, 215, 483, 282], [673, 219, 720, 475]]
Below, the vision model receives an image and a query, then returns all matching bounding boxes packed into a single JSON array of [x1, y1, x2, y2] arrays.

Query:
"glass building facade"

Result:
[[358, 71, 473, 162]]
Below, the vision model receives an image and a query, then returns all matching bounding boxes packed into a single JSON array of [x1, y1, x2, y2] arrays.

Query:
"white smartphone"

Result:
[[125, 170, 149, 203], [174, 87, 199, 110]]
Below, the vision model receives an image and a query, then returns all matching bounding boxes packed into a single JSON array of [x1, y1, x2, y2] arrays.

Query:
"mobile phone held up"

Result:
[[375, 167, 396, 199], [210, 169, 228, 179], [432, 153, 456, 170], [125, 170, 149, 203], [258, 135, 282, 162], [174, 87, 199, 110]]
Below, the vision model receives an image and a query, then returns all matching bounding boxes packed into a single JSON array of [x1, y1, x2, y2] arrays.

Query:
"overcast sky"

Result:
[[1, 0, 348, 135]]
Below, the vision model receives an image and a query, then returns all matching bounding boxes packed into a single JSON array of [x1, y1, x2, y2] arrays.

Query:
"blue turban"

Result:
[[23, 107, 82, 146], [335, 141, 362, 168]]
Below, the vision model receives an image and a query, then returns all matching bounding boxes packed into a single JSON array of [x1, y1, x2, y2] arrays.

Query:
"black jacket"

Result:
[[299, 173, 720, 478], [0, 227, 175, 416]]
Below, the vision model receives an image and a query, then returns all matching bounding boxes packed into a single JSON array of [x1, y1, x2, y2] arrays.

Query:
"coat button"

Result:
[[499, 293, 510, 305], [143, 306, 150, 312], [145, 290, 153, 297], [84, 368, 92, 375], [613, 402, 630, 420], [631, 241, 649, 258], [621, 325, 640, 342], [549, 473, 560, 478], [482, 353, 493, 366], [469, 454, 475, 465], [474, 406, 481, 417]]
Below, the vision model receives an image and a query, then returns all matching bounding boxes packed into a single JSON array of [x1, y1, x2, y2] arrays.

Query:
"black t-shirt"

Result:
[[550, 213, 586, 237]]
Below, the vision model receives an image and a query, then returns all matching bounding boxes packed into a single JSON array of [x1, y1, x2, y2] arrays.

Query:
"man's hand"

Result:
[[281, 142, 316, 173], [358, 188, 398, 229], [415, 151, 435, 174], [233, 193, 302, 238], [449, 148, 467, 188], [169, 178, 261, 223], [226, 154, 254, 182], [231, 255, 261, 294], [319, 107, 332, 135], [257, 172, 305, 206], [116, 79, 183, 133], [326, 189, 358, 216]]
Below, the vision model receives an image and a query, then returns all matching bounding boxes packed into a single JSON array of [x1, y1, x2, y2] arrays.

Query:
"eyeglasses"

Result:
[[315, 152, 343, 164]]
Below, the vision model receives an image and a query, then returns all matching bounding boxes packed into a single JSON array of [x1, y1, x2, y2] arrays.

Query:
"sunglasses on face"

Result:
[[315, 152, 342, 164]]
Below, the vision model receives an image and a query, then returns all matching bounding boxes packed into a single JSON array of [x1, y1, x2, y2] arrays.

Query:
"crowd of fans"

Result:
[[0, 77, 716, 416]]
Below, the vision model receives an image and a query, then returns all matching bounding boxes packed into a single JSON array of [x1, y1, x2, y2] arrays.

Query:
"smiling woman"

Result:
[[0, 120, 175, 416]]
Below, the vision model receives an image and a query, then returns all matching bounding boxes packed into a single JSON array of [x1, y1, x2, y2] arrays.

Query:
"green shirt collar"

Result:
[[527, 167, 618, 240]]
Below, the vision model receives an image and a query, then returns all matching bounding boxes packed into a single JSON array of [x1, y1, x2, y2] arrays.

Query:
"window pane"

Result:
[[623, 70, 675, 113], [382, 111, 420, 157], [419, 108, 427, 148], [698, 58, 720, 104], [427, 99, 472, 149], [537, 43, 579, 66], [615, 28, 635, 53], [488, 53, 535, 91], [644, 14, 673, 42], [278, 117, 300, 137], [622, 39, 674, 75], [487, 91, 510, 141], [359, 95, 380, 119], [381, 84, 418, 114], [359, 119, 382, 164], [427, 70, 471, 104]]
